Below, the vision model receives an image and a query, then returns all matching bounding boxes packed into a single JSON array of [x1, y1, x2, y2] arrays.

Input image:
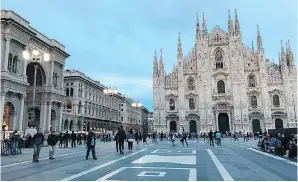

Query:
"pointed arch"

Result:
[[217, 80, 225, 93], [214, 48, 224, 68], [187, 76, 195, 90], [248, 74, 257, 87]]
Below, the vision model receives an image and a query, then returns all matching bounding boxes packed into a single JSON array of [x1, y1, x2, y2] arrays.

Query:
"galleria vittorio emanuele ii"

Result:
[[152, 10, 297, 133]]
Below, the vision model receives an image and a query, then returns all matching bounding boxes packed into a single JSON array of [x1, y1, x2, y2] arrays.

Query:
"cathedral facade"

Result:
[[152, 10, 297, 134]]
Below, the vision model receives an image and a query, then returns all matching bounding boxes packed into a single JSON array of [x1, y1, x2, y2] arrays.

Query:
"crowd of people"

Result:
[[258, 131, 297, 159]]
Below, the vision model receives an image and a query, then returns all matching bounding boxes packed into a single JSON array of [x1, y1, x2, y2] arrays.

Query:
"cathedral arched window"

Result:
[[251, 96, 257, 108], [248, 74, 256, 87], [189, 98, 195, 110], [215, 49, 224, 68], [169, 99, 175, 110], [273, 95, 280, 106], [217, 80, 225, 94], [187, 77, 195, 91]]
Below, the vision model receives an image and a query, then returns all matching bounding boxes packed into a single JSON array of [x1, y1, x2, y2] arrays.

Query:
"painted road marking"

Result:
[[151, 149, 159, 153], [247, 148, 298, 166], [1, 150, 88, 168], [60, 149, 147, 181], [207, 149, 234, 181], [132, 155, 196, 165], [192, 150, 196, 154], [137, 171, 166, 177], [97, 166, 196, 181]]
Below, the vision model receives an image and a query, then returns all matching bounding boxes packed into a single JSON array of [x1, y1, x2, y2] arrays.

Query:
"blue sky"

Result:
[[2, 0, 297, 111]]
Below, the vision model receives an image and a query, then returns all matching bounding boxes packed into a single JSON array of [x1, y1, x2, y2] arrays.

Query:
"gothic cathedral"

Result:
[[152, 10, 297, 134]]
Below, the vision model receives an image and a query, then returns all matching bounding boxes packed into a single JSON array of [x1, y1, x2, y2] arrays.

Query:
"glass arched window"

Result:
[[248, 75, 256, 87], [215, 50, 223, 68], [67, 101, 72, 110], [66, 88, 69, 96], [189, 98, 195, 110], [169, 99, 175, 110], [273, 95, 280, 106], [70, 88, 74, 96], [251, 96, 257, 108], [12, 55, 18, 73], [187, 77, 195, 91], [7, 53, 13, 71], [217, 80, 225, 93]]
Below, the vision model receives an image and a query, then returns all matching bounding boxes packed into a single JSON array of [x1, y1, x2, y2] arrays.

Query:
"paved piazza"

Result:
[[1, 139, 297, 181]]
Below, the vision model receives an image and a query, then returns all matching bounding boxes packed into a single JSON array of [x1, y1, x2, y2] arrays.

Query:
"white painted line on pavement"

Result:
[[1, 150, 87, 168], [207, 149, 234, 181], [61, 148, 147, 181], [247, 148, 298, 166], [192, 150, 196, 154], [200, 141, 204, 144], [151, 149, 159, 153], [97, 166, 196, 181]]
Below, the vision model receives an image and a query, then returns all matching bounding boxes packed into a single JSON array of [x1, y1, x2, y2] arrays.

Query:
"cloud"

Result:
[[89, 73, 153, 105]]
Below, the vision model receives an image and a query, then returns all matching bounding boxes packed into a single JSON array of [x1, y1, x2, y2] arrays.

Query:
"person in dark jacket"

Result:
[[115, 126, 126, 154], [64, 131, 69, 148], [86, 129, 97, 160], [32, 128, 45, 162], [208, 130, 214, 146], [47, 131, 58, 159], [71, 131, 76, 148]]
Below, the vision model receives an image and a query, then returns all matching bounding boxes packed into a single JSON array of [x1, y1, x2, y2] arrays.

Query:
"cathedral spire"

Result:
[[159, 49, 164, 77], [228, 10, 234, 36], [153, 50, 159, 77], [257, 25, 263, 51], [234, 9, 241, 35], [202, 12, 208, 38], [196, 13, 201, 41], [177, 32, 183, 59], [287, 40, 295, 66], [252, 40, 255, 53], [280, 40, 287, 68]]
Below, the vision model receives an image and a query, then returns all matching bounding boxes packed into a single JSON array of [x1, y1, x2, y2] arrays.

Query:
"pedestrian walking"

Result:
[[58, 133, 63, 148], [47, 131, 58, 159], [208, 130, 214, 146], [32, 129, 45, 162], [71, 131, 76, 147], [114, 126, 126, 154], [127, 129, 134, 152], [86, 129, 97, 160], [181, 129, 188, 147], [216, 131, 221, 146]]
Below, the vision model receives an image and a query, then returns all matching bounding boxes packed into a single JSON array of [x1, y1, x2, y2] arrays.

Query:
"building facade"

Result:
[[120, 97, 142, 132], [62, 69, 124, 134], [1, 10, 145, 137], [1, 10, 69, 135], [153, 10, 297, 133], [147, 112, 154, 133], [140, 106, 149, 134]]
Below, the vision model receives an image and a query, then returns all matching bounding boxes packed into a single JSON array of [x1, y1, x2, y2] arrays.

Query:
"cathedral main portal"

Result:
[[218, 113, 230, 132]]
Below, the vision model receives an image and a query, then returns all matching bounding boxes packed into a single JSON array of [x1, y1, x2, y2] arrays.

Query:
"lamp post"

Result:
[[103, 87, 118, 132], [23, 49, 50, 129], [132, 101, 143, 133]]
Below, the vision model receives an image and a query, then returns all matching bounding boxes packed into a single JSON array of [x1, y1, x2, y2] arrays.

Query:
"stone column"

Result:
[[0, 92, 6, 121], [46, 102, 52, 133], [40, 102, 47, 132], [215, 112, 219, 131], [58, 104, 63, 132], [61, 65, 64, 89], [49, 60, 54, 85], [18, 94, 26, 131], [3, 35, 11, 71], [227, 112, 231, 131]]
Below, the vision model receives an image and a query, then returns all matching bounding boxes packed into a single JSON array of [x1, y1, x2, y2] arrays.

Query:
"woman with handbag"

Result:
[[127, 129, 134, 152]]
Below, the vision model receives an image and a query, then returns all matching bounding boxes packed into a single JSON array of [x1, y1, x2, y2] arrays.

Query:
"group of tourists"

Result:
[[113, 126, 147, 154], [258, 132, 297, 159]]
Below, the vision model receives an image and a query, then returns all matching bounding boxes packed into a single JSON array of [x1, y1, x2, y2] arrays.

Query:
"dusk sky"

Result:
[[2, 0, 297, 111]]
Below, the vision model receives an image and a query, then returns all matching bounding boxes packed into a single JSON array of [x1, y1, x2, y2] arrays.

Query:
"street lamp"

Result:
[[103, 87, 118, 132], [23, 49, 50, 129]]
